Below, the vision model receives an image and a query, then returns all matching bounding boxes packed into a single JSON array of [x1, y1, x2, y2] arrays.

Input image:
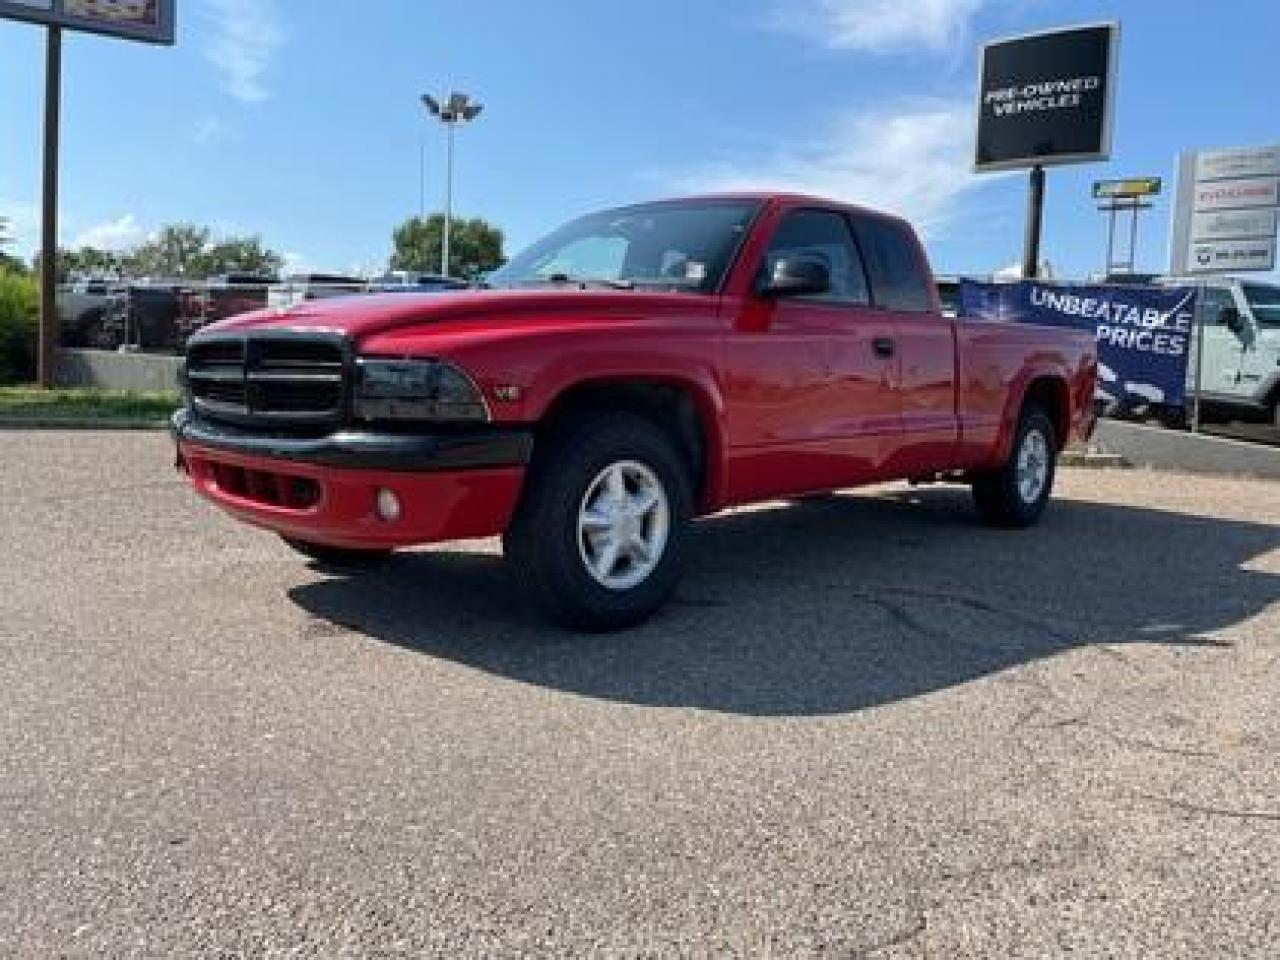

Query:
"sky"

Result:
[[0, 0, 1277, 280]]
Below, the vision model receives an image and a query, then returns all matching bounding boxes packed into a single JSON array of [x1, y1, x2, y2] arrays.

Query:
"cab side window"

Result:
[[853, 217, 933, 312], [762, 210, 871, 306]]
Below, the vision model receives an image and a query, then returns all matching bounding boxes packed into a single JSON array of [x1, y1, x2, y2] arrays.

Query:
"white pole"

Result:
[[442, 120, 455, 277]]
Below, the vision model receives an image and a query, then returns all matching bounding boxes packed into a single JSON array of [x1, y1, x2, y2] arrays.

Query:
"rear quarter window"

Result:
[[853, 217, 933, 313]]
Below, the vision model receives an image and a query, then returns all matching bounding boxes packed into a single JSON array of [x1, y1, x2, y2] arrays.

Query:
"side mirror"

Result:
[[1220, 305, 1245, 335], [760, 256, 831, 298]]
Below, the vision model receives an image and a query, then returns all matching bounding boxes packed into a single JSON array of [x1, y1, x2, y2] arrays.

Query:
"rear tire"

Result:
[[280, 537, 392, 569], [503, 412, 692, 632], [972, 406, 1058, 528]]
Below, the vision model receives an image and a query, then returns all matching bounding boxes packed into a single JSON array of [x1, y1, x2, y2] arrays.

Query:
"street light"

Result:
[[421, 91, 483, 277]]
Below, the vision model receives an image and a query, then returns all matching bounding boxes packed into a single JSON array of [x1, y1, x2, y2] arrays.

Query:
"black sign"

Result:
[[975, 23, 1118, 172], [0, 0, 175, 45]]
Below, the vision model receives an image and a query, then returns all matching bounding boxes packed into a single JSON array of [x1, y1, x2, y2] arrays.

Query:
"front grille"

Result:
[[186, 334, 347, 426]]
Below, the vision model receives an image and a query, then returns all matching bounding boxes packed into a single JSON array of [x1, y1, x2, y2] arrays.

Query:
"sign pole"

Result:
[[1022, 164, 1045, 279], [37, 24, 62, 389], [1192, 282, 1206, 434], [1127, 199, 1139, 271], [1105, 204, 1116, 275]]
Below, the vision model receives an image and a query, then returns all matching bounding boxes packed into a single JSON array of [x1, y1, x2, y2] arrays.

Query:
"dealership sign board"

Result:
[[1192, 209, 1278, 243], [975, 23, 1119, 172], [1170, 144, 1280, 275], [1193, 178, 1280, 212], [1188, 237, 1276, 275], [1195, 145, 1280, 182], [0, 0, 174, 44]]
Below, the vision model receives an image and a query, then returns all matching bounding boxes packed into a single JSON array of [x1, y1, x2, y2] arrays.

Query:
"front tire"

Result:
[[503, 412, 692, 631], [972, 406, 1058, 528]]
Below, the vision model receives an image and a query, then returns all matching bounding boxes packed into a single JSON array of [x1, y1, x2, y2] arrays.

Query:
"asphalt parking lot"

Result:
[[2, 431, 1278, 957]]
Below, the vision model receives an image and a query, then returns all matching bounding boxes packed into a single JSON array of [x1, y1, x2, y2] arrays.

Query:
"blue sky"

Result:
[[1, 0, 1277, 279]]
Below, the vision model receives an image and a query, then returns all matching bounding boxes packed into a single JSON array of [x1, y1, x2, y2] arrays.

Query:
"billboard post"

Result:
[[38, 24, 61, 389], [975, 23, 1119, 280], [1022, 165, 1045, 280]]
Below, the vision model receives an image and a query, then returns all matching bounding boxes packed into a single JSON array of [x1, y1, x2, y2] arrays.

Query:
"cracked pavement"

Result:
[[1, 431, 1278, 957]]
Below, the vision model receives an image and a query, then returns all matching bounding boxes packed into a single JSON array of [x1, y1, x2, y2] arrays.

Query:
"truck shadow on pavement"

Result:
[[289, 489, 1280, 717]]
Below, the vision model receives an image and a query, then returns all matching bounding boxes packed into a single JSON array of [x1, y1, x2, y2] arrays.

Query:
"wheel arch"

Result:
[[994, 370, 1072, 465], [1261, 372, 1280, 417], [532, 375, 728, 513]]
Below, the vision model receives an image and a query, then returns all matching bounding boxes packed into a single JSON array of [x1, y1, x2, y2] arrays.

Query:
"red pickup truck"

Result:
[[173, 194, 1096, 630]]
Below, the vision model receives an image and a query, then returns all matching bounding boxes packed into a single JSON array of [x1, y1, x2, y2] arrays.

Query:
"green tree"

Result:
[[0, 269, 38, 383], [391, 214, 505, 279], [124, 225, 283, 279], [63, 247, 126, 279], [31, 248, 123, 283], [200, 236, 283, 277], [127, 224, 212, 278]]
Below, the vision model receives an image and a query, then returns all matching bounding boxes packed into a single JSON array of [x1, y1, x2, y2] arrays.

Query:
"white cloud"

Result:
[[71, 214, 149, 251], [200, 0, 284, 103], [773, 0, 986, 54], [674, 100, 991, 238]]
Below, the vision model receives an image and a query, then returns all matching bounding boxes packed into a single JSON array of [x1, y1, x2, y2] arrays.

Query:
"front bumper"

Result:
[[171, 408, 532, 473], [172, 410, 531, 549]]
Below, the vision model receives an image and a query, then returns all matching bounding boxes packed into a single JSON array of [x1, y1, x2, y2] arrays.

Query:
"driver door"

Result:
[[1195, 286, 1247, 400], [723, 208, 898, 501]]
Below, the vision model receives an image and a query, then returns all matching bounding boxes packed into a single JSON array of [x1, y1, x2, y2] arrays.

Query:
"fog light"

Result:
[[375, 488, 402, 523]]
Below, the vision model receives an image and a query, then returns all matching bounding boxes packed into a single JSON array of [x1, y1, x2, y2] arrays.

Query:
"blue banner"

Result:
[[959, 280, 1199, 409]]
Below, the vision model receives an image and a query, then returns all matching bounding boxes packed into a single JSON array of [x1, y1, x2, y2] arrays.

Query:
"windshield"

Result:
[[488, 200, 760, 294], [1244, 283, 1280, 328]]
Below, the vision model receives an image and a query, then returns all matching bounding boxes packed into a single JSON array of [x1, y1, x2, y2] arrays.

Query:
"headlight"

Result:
[[354, 358, 490, 423]]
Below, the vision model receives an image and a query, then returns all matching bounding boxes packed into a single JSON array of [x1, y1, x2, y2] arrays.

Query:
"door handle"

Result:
[[872, 337, 896, 358]]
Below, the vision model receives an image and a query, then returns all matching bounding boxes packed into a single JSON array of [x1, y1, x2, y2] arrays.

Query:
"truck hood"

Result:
[[201, 289, 713, 342]]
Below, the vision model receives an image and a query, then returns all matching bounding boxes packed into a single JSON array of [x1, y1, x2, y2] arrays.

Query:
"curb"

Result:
[[0, 417, 171, 431], [1060, 449, 1128, 469], [1089, 420, 1280, 481]]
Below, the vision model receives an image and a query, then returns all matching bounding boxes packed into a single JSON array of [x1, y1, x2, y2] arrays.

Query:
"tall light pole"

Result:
[[421, 91, 483, 277]]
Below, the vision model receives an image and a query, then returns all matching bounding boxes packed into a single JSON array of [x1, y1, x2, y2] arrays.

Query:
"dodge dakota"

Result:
[[173, 194, 1097, 630]]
